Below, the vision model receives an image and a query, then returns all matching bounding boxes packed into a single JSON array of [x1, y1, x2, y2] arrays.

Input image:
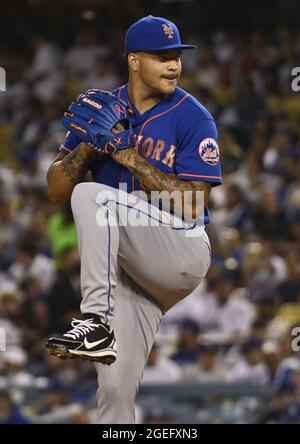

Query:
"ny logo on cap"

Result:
[[162, 24, 174, 39]]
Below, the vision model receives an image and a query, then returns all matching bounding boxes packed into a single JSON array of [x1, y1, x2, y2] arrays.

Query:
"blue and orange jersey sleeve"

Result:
[[58, 131, 81, 155], [175, 117, 222, 185]]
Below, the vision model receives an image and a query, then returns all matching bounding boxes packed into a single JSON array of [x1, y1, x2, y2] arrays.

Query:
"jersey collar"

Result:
[[119, 84, 177, 126]]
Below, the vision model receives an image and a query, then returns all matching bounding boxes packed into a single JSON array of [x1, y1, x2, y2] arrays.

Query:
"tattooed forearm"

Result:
[[47, 143, 96, 203], [60, 146, 93, 185], [112, 148, 212, 218]]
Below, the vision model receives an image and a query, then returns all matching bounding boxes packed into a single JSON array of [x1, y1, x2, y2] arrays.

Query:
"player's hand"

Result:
[[112, 122, 126, 133], [62, 90, 135, 155]]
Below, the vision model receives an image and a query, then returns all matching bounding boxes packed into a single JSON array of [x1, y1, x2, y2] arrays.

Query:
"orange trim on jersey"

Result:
[[177, 173, 222, 180], [118, 86, 126, 186], [60, 145, 73, 153], [136, 94, 189, 146], [71, 123, 87, 134], [118, 88, 222, 187], [131, 92, 189, 191], [117, 85, 126, 100], [127, 100, 134, 116]]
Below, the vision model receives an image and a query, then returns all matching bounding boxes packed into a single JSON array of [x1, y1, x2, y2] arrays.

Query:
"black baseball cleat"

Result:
[[45, 314, 117, 365]]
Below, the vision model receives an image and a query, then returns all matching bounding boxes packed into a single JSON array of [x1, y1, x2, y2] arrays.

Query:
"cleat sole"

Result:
[[46, 341, 117, 364]]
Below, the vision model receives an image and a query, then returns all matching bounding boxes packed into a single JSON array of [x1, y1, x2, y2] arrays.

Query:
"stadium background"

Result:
[[1, 0, 300, 424]]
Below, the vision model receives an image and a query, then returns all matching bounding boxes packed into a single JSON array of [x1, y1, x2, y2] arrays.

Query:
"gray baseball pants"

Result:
[[71, 182, 211, 423]]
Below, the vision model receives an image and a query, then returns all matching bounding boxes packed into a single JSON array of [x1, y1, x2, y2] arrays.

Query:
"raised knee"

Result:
[[71, 182, 99, 213], [72, 182, 96, 199]]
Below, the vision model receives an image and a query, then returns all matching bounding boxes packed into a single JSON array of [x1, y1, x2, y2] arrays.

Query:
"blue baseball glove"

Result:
[[63, 89, 135, 154]]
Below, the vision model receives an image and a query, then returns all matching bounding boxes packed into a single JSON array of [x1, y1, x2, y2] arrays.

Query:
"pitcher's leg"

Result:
[[71, 182, 119, 325], [95, 270, 162, 424], [119, 224, 211, 311], [72, 182, 210, 315], [46, 182, 121, 363], [46, 182, 209, 363]]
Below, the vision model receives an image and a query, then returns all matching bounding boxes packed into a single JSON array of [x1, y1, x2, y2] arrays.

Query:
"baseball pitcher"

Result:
[[45, 16, 222, 423]]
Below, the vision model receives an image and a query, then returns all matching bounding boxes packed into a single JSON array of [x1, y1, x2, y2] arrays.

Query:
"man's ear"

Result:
[[128, 53, 139, 72]]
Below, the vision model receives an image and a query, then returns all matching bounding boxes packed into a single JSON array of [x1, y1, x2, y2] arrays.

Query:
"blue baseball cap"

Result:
[[125, 16, 196, 55]]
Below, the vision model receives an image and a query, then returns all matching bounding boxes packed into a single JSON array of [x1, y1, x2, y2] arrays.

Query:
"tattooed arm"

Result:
[[47, 143, 96, 203], [112, 148, 212, 220]]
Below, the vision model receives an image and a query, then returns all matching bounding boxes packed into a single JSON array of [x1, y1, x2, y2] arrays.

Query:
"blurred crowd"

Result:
[[1, 9, 300, 424]]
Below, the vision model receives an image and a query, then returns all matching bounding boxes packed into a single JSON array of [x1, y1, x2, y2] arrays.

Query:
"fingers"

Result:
[[112, 122, 126, 133]]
